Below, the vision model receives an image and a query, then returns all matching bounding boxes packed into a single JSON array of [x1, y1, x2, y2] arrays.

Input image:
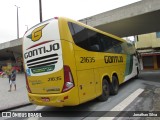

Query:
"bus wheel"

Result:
[[110, 76, 119, 95], [98, 79, 110, 101]]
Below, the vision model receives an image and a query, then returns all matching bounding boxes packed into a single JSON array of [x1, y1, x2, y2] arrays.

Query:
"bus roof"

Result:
[[60, 17, 126, 43], [26, 17, 126, 43]]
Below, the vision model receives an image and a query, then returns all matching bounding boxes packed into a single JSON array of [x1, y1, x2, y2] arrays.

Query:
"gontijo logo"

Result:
[[27, 24, 48, 42], [24, 40, 60, 74]]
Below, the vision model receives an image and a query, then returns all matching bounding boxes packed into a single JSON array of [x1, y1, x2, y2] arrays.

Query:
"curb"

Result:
[[1, 103, 33, 111]]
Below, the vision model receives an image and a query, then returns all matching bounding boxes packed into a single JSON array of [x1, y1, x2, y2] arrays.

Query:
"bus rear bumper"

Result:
[[28, 90, 79, 107]]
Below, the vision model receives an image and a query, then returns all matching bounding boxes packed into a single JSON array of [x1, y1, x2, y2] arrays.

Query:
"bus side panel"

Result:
[[59, 40, 80, 106], [124, 55, 139, 81], [118, 54, 127, 84], [122, 42, 139, 81], [74, 49, 127, 103], [93, 68, 102, 98], [125, 55, 133, 76], [76, 69, 96, 103], [59, 19, 80, 105], [96, 54, 126, 85], [102, 53, 127, 85], [74, 50, 100, 103]]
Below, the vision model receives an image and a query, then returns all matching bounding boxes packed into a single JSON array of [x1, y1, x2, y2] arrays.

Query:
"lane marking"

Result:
[[27, 117, 39, 120], [98, 88, 144, 120], [34, 106, 45, 111]]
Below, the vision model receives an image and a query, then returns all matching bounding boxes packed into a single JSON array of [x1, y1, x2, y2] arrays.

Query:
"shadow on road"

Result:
[[139, 70, 160, 83]]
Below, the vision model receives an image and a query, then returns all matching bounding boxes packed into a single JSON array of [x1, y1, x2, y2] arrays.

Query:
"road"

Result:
[[1, 70, 160, 120]]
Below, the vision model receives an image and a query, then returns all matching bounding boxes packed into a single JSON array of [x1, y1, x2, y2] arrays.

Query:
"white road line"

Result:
[[98, 88, 144, 120], [34, 106, 45, 111], [27, 117, 39, 120]]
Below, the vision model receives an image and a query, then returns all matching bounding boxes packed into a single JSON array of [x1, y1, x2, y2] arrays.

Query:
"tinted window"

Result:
[[68, 22, 123, 53], [100, 35, 122, 53], [68, 22, 74, 36], [68, 22, 89, 50], [114, 44, 123, 54], [87, 29, 102, 51], [121, 42, 135, 55]]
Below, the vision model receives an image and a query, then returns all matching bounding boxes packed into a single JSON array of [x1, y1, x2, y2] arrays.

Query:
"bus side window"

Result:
[[87, 29, 102, 52], [100, 35, 122, 53], [90, 44, 100, 51], [68, 22, 75, 36], [114, 45, 123, 54], [100, 35, 112, 52], [68, 22, 103, 52], [68, 22, 89, 50]]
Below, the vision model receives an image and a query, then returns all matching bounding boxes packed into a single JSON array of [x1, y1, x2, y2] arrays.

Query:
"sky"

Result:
[[0, 0, 141, 43]]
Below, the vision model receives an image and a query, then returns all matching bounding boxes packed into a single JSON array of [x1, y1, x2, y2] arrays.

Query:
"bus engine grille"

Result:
[[26, 54, 58, 69]]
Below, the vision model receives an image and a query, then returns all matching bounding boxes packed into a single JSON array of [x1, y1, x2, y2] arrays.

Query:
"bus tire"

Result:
[[98, 79, 110, 102], [110, 76, 119, 95]]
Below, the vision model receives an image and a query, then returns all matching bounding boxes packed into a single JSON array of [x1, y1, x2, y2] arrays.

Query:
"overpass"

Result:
[[0, 38, 22, 61], [79, 0, 160, 37], [1, 0, 160, 63]]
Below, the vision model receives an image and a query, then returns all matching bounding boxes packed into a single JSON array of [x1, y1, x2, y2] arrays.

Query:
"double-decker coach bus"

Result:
[[22, 17, 140, 107]]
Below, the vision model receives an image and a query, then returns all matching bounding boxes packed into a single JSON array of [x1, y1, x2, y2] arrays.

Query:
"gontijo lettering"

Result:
[[24, 42, 59, 59], [104, 56, 123, 63]]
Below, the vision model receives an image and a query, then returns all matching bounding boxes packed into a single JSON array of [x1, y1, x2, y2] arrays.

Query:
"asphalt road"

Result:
[[1, 70, 160, 120]]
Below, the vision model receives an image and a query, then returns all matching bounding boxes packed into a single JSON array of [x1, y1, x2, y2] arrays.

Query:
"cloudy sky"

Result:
[[0, 0, 140, 43]]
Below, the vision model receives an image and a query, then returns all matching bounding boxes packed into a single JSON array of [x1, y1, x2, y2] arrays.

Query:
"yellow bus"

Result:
[[23, 17, 140, 107]]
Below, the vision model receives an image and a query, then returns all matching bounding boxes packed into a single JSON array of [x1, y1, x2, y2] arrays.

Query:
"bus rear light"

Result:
[[62, 66, 74, 92], [54, 17, 59, 19], [24, 73, 32, 93]]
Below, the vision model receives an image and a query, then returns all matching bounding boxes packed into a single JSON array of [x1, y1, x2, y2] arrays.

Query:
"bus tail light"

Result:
[[62, 66, 74, 92], [54, 17, 59, 19], [25, 73, 32, 93]]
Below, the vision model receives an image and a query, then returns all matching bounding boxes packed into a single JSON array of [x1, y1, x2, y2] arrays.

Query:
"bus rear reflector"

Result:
[[62, 66, 74, 92], [25, 73, 32, 93]]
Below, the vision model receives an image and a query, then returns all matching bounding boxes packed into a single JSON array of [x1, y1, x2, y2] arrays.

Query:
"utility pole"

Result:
[[15, 5, 20, 39], [79, 17, 92, 25], [25, 25, 28, 31], [39, 0, 42, 22]]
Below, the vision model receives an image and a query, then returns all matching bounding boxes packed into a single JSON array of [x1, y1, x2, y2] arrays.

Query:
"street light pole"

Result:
[[15, 5, 20, 39], [39, 0, 42, 22], [25, 25, 28, 31], [79, 17, 92, 25]]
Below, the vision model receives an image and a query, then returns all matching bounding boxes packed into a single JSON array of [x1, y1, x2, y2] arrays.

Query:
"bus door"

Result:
[[75, 52, 96, 103], [77, 69, 96, 103]]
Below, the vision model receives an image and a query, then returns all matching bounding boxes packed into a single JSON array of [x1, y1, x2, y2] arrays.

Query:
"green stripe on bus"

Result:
[[125, 55, 133, 76]]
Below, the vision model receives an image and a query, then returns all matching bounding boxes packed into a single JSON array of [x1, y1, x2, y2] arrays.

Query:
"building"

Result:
[[135, 32, 160, 70], [0, 38, 23, 73]]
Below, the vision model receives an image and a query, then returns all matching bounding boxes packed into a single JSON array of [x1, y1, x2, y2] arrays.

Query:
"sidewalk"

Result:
[[139, 70, 160, 83], [0, 73, 31, 111]]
